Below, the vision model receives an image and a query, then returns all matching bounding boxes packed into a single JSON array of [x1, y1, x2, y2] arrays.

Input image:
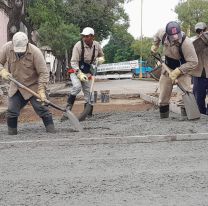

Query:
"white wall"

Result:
[[0, 9, 9, 48]]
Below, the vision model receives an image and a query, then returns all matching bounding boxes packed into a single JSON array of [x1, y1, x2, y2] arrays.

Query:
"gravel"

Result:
[[1, 109, 208, 205]]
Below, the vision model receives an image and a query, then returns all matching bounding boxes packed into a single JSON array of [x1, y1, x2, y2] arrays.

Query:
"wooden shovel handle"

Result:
[[8, 76, 65, 112], [161, 63, 187, 93], [152, 53, 187, 93]]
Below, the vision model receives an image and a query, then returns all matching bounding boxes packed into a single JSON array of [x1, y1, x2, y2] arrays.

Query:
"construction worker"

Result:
[[61, 27, 104, 121], [0, 32, 56, 135], [151, 21, 198, 119], [192, 22, 208, 115]]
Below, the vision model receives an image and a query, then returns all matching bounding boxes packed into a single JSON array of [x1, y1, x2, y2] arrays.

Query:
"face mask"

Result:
[[168, 35, 181, 47]]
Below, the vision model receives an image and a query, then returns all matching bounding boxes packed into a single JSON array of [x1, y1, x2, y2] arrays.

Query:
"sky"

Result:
[[124, 0, 181, 39]]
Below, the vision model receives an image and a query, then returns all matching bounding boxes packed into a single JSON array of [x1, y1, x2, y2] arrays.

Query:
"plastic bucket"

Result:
[[94, 91, 97, 103], [100, 90, 110, 103]]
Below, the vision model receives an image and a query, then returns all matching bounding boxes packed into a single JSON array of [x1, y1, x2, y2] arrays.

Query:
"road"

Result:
[[1, 137, 208, 206], [49, 79, 160, 96], [1, 79, 208, 205]]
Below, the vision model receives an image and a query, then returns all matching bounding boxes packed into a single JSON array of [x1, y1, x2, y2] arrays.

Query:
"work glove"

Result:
[[77, 70, 88, 82], [169, 68, 182, 82], [0, 68, 12, 80], [96, 56, 105, 65], [37, 85, 47, 103], [151, 45, 159, 54]]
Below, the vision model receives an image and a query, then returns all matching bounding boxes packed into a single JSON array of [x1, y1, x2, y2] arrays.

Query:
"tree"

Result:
[[63, 0, 130, 41], [103, 24, 138, 63], [131, 37, 155, 63], [27, 0, 131, 79], [175, 0, 208, 36], [0, 0, 26, 41], [26, 0, 80, 81], [1, 0, 132, 80]]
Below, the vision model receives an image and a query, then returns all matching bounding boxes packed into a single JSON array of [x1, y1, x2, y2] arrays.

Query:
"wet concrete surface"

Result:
[[1, 79, 208, 205], [1, 109, 208, 205]]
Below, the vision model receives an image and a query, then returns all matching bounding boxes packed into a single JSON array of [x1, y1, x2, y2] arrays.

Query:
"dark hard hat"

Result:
[[166, 21, 181, 35], [165, 21, 182, 42]]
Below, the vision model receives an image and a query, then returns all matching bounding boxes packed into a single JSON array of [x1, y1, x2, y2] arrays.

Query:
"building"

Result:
[[0, 9, 8, 48]]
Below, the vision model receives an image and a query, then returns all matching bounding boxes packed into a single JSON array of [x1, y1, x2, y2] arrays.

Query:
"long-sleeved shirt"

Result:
[[0, 41, 49, 99], [70, 40, 104, 71], [152, 28, 198, 74]]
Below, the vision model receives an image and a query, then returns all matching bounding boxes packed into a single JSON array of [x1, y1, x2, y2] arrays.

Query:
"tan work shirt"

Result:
[[152, 28, 198, 74], [71, 40, 104, 71], [192, 33, 208, 78], [0, 42, 49, 99]]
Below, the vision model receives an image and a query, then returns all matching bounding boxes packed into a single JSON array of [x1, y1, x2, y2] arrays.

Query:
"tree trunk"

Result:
[[55, 58, 63, 82], [7, 0, 24, 40]]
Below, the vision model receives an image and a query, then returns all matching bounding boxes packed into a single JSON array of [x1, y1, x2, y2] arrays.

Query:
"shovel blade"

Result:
[[65, 110, 83, 132], [182, 92, 201, 120], [78, 103, 93, 122]]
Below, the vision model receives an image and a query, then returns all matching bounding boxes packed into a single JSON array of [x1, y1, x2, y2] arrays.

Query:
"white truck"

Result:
[[96, 60, 139, 79]]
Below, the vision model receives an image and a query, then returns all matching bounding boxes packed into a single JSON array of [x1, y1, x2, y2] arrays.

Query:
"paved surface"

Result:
[[0, 78, 186, 116], [1, 137, 208, 206], [1, 79, 208, 205], [49, 79, 182, 113], [1, 79, 160, 115], [49, 79, 160, 96], [1, 109, 208, 206]]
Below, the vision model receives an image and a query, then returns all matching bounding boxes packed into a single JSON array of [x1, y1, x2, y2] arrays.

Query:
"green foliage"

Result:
[[63, 0, 129, 41], [27, 0, 77, 57], [38, 22, 80, 57], [131, 37, 154, 63], [27, 0, 63, 27], [175, 0, 208, 36], [26, 0, 130, 58], [103, 24, 138, 63]]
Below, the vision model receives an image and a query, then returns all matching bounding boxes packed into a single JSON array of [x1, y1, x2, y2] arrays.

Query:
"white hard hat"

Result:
[[195, 22, 207, 31], [80, 27, 95, 36], [12, 32, 28, 53]]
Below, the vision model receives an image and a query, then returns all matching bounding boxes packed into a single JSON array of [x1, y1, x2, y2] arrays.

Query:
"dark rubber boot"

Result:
[[60, 95, 76, 122], [159, 105, 169, 119], [66, 94, 76, 110], [45, 124, 56, 133], [42, 115, 56, 133], [8, 127, 18, 135], [7, 117, 18, 135]]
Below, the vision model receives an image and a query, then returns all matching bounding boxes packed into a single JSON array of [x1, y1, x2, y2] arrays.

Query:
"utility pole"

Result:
[[139, 0, 143, 79], [187, 0, 191, 36]]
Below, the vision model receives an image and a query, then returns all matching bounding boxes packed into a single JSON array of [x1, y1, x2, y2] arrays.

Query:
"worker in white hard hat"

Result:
[[61, 27, 105, 121], [195, 22, 207, 34], [0, 31, 56, 135], [192, 22, 208, 115]]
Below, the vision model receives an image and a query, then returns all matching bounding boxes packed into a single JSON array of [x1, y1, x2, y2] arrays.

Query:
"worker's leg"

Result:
[[7, 91, 28, 135], [60, 73, 81, 122], [82, 80, 93, 116], [158, 73, 173, 118], [30, 96, 56, 133], [193, 76, 207, 114]]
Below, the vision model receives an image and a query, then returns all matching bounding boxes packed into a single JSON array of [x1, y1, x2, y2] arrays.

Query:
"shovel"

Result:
[[8, 76, 83, 131], [78, 61, 98, 121], [152, 53, 201, 120]]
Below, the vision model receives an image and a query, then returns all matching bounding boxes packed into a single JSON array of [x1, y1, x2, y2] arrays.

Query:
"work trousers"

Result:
[[70, 73, 91, 103], [159, 71, 192, 107], [192, 76, 208, 115], [7, 90, 52, 118]]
